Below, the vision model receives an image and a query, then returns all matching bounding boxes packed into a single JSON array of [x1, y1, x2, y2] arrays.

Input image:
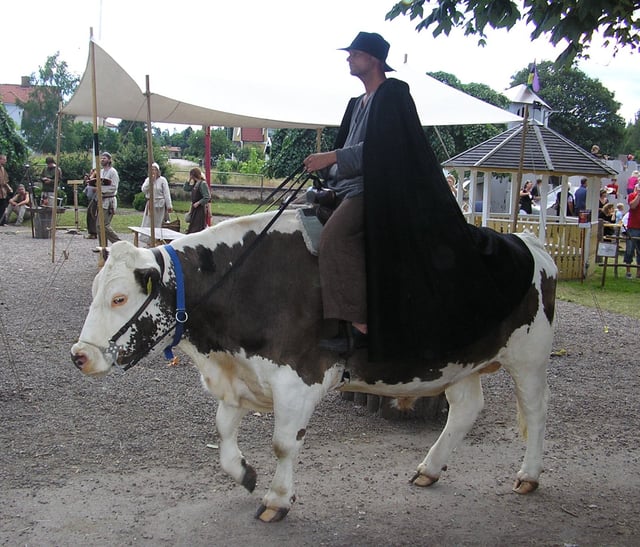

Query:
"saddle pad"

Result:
[[296, 208, 323, 256]]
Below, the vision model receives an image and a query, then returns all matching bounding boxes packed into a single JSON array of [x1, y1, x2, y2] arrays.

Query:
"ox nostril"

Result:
[[72, 351, 88, 370]]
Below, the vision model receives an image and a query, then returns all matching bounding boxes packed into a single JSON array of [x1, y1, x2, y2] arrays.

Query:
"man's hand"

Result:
[[303, 151, 337, 173]]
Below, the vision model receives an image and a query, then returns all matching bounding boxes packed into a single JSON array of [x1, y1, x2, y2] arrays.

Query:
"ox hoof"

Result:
[[241, 461, 257, 493], [512, 478, 539, 494], [255, 504, 290, 523], [410, 471, 439, 487]]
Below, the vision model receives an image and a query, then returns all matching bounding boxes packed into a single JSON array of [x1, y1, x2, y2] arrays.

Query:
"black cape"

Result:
[[335, 78, 534, 363]]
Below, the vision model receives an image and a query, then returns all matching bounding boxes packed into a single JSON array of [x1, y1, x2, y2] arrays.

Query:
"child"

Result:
[[615, 203, 625, 225]]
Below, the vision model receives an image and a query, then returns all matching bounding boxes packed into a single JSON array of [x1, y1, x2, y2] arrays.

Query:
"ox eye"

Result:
[[112, 295, 127, 306]]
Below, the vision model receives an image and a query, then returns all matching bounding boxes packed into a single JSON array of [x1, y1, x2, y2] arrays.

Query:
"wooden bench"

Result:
[[129, 226, 184, 247]]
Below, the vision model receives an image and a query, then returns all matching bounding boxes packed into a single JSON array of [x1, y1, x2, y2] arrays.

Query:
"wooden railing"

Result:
[[471, 215, 596, 280]]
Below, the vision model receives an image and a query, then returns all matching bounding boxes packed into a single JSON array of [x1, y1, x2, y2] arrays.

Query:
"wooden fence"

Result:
[[473, 216, 597, 280]]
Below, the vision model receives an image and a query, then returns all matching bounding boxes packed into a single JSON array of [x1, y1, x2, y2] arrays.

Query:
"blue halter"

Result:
[[163, 245, 188, 360]]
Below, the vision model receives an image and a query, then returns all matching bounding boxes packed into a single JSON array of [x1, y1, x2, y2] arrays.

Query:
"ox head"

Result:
[[71, 241, 173, 375]]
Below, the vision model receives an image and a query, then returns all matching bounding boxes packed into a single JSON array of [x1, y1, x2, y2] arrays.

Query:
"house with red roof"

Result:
[[0, 77, 34, 129]]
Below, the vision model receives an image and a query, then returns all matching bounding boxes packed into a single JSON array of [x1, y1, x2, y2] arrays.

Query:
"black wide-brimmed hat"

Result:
[[339, 31, 394, 72]]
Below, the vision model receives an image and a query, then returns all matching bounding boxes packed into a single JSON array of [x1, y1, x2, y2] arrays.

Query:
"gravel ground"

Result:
[[1, 224, 639, 546]]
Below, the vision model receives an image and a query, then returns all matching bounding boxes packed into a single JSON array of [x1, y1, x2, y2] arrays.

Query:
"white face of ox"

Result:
[[71, 241, 164, 376]]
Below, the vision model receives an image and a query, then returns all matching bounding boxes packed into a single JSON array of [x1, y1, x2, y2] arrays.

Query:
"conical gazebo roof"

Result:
[[443, 123, 617, 177]]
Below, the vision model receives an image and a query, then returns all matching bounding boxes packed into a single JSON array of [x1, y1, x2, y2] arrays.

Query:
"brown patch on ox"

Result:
[[479, 361, 502, 375]]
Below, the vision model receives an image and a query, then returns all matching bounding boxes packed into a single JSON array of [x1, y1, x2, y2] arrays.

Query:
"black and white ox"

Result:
[[71, 210, 557, 522]]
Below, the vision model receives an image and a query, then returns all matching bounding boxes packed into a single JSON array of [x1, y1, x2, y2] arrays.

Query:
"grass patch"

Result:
[[557, 263, 640, 319], [53, 200, 258, 234]]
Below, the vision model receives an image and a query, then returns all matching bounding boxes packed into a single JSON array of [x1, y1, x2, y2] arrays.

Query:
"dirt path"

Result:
[[1, 227, 638, 546]]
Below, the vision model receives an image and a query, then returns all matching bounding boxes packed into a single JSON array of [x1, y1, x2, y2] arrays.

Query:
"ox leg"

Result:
[[255, 385, 325, 523], [412, 373, 484, 487], [508, 361, 549, 494], [215, 402, 257, 492]]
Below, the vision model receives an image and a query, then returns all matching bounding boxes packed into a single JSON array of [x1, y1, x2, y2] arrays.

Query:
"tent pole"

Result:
[[315, 128, 322, 152], [51, 102, 63, 262], [204, 126, 211, 225], [90, 29, 107, 266], [511, 104, 529, 233], [145, 75, 156, 246]]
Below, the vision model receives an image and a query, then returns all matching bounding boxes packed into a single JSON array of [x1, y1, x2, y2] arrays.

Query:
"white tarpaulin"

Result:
[[63, 40, 522, 128]]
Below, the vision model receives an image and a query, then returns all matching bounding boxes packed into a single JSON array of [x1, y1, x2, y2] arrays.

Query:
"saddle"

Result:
[[305, 175, 338, 225]]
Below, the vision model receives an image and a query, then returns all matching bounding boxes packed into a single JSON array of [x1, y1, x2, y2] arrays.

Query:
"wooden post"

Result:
[[51, 104, 63, 262], [67, 180, 84, 230], [90, 30, 107, 266], [145, 75, 156, 247]]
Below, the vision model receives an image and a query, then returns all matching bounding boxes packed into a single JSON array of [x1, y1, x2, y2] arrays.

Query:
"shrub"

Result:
[[132, 192, 146, 211]]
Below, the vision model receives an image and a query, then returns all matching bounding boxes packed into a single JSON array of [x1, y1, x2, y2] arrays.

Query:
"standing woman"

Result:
[[141, 163, 173, 231], [183, 167, 210, 233], [519, 180, 534, 214]]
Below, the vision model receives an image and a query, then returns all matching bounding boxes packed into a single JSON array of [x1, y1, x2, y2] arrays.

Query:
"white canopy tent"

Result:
[[62, 39, 522, 128], [54, 39, 522, 258]]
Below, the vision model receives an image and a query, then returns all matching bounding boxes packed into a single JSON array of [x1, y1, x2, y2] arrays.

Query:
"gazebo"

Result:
[[444, 122, 617, 280]]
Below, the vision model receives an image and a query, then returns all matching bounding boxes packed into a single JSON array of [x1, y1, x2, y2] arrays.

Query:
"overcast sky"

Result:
[[3, 0, 638, 125]]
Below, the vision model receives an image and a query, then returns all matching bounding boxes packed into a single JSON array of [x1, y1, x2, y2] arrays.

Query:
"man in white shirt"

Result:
[[98, 152, 121, 244]]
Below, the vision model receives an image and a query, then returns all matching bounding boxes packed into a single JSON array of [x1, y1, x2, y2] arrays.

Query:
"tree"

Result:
[[185, 128, 234, 161], [622, 111, 640, 159], [18, 52, 79, 153], [61, 122, 121, 154], [510, 61, 625, 155], [386, 1, 640, 65], [264, 128, 339, 178], [0, 102, 29, 181]]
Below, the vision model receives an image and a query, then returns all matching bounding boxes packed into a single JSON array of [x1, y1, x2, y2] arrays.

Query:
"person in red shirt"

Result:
[[623, 181, 640, 278], [605, 178, 618, 198]]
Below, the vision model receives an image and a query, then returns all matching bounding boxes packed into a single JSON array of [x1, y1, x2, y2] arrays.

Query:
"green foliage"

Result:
[[0, 102, 29, 180], [621, 111, 640, 158], [61, 122, 122, 154], [510, 61, 625, 155], [132, 192, 146, 211], [58, 151, 92, 204], [17, 52, 79, 153], [386, 0, 640, 66], [238, 147, 265, 174], [186, 128, 235, 161], [110, 143, 170, 206], [264, 128, 339, 178], [215, 158, 232, 184]]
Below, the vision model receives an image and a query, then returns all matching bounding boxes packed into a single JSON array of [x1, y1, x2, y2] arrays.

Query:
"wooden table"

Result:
[[129, 226, 184, 247]]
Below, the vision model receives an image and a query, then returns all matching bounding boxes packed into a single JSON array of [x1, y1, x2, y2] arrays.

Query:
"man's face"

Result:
[[347, 49, 377, 77], [100, 155, 109, 167], [0, 156, 6, 166]]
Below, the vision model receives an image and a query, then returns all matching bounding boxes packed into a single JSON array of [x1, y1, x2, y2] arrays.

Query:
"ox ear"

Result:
[[134, 267, 161, 296]]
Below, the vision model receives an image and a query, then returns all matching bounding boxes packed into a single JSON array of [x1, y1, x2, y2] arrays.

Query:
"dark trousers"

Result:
[[86, 198, 97, 235]]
